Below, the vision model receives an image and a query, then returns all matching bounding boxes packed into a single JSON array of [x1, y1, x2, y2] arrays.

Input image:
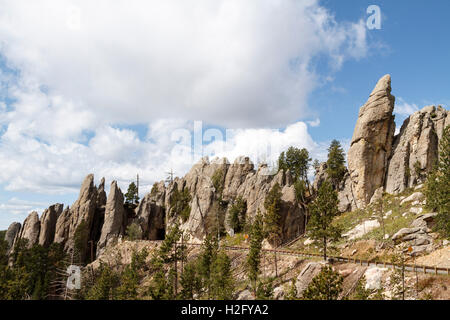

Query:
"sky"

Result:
[[0, 0, 449, 229]]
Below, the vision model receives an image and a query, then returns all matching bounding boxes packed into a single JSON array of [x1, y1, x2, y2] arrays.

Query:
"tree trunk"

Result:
[[323, 237, 327, 261]]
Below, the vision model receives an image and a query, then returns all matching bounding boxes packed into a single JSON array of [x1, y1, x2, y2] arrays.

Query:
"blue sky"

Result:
[[0, 0, 449, 229]]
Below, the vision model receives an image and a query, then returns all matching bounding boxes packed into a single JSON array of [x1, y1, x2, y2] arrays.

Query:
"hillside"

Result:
[[1, 75, 449, 300]]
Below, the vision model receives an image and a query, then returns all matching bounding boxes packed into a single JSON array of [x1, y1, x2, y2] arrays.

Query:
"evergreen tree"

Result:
[[125, 182, 140, 205], [255, 278, 274, 300], [125, 222, 143, 241], [312, 159, 320, 172], [116, 249, 148, 299], [278, 147, 312, 202], [326, 140, 346, 188], [210, 250, 234, 300], [169, 188, 192, 222], [86, 263, 119, 300], [303, 265, 343, 300], [246, 212, 265, 293], [73, 220, 89, 264], [148, 224, 183, 299], [425, 125, 450, 238], [307, 180, 341, 261], [227, 196, 247, 233], [285, 278, 298, 300], [263, 183, 283, 246], [351, 275, 371, 300], [180, 261, 203, 299], [197, 234, 219, 297]]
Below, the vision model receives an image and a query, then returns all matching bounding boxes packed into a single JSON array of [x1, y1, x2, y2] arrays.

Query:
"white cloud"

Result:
[[0, 197, 46, 216], [307, 118, 321, 127], [0, 0, 367, 129], [0, 1, 369, 223], [395, 97, 419, 117]]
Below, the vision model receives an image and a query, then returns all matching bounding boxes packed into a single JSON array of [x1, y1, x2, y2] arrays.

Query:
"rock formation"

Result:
[[54, 206, 71, 245], [313, 74, 448, 212], [135, 180, 166, 240], [385, 105, 449, 194], [38, 203, 63, 247], [347, 74, 396, 208], [4, 74, 448, 258], [5, 222, 21, 250], [97, 181, 126, 256], [15, 211, 40, 248]]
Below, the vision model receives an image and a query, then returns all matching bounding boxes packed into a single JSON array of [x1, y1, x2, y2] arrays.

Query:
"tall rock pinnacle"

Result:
[[347, 74, 396, 208]]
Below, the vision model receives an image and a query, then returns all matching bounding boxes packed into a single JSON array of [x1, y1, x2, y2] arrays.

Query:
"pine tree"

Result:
[[303, 265, 343, 300], [352, 275, 371, 300], [255, 278, 274, 300], [285, 278, 298, 300], [169, 188, 192, 222], [180, 261, 203, 299], [263, 183, 283, 246], [326, 140, 346, 188], [278, 147, 312, 201], [125, 222, 143, 241], [247, 212, 265, 293], [125, 182, 140, 205], [86, 262, 119, 300], [425, 125, 450, 238], [227, 196, 247, 233], [210, 250, 234, 300], [148, 224, 183, 299], [307, 180, 341, 261], [197, 234, 218, 297]]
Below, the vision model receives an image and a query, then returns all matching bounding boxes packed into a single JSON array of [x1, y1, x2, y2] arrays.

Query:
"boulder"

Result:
[[343, 220, 380, 240], [39, 203, 64, 247], [348, 74, 396, 208], [400, 192, 424, 205], [364, 266, 387, 290]]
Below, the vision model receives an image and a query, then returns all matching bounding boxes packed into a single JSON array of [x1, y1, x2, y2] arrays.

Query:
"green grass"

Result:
[[222, 232, 247, 247], [332, 187, 430, 243]]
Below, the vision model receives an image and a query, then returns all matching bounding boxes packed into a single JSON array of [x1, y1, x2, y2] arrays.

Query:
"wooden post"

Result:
[[435, 267, 438, 275], [274, 249, 278, 278], [174, 242, 178, 296]]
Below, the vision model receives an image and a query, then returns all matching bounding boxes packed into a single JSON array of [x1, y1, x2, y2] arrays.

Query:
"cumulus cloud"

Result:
[[0, 0, 367, 128], [395, 97, 419, 117], [0, 1, 370, 225]]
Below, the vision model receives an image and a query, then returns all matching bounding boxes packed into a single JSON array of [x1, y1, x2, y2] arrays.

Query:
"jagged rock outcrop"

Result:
[[54, 206, 70, 245], [152, 156, 305, 243], [97, 181, 125, 256], [38, 203, 63, 247], [392, 213, 437, 255], [4, 222, 21, 250], [385, 105, 449, 194], [135, 180, 166, 240], [15, 211, 40, 248], [96, 177, 107, 208], [63, 174, 101, 261], [313, 163, 357, 212], [348, 74, 396, 208]]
